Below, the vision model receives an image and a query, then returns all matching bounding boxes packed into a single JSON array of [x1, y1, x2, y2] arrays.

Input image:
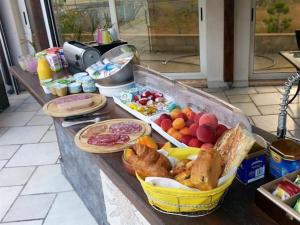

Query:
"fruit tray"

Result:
[[113, 84, 175, 124], [133, 65, 251, 132], [114, 65, 251, 148], [256, 170, 300, 225]]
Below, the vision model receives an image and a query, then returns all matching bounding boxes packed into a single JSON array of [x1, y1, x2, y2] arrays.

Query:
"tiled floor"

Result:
[[203, 85, 300, 136], [0, 86, 299, 225], [0, 93, 97, 225]]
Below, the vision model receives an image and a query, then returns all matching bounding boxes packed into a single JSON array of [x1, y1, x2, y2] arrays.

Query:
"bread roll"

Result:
[[190, 150, 223, 190]]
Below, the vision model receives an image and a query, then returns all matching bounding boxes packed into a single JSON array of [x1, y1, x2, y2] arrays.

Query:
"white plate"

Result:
[[113, 96, 153, 123]]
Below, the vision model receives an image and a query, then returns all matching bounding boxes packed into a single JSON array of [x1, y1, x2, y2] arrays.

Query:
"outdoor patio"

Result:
[[0, 85, 299, 225]]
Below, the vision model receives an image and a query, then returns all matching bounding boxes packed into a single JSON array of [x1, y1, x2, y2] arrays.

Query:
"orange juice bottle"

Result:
[[36, 53, 52, 81]]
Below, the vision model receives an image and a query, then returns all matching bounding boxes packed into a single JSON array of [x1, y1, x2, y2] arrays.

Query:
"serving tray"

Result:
[[256, 170, 300, 225], [43, 93, 107, 117], [112, 84, 174, 124], [74, 118, 151, 153]]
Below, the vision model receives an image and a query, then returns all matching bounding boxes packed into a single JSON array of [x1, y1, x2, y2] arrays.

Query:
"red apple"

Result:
[[154, 118, 162, 126], [216, 124, 228, 139], [159, 113, 172, 121], [201, 143, 214, 150], [192, 112, 204, 123], [179, 135, 193, 145], [188, 123, 199, 137], [177, 112, 188, 121], [185, 119, 194, 127], [196, 125, 216, 144], [198, 113, 218, 129], [160, 119, 172, 131], [188, 138, 203, 147]]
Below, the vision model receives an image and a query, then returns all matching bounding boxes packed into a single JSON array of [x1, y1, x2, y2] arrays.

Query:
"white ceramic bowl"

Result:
[[95, 81, 134, 97]]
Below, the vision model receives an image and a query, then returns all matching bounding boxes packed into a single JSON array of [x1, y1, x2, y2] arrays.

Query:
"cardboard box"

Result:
[[237, 135, 267, 184], [237, 149, 266, 184]]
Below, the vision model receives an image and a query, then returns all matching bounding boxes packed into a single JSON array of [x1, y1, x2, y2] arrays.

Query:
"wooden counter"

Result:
[[9, 65, 280, 225]]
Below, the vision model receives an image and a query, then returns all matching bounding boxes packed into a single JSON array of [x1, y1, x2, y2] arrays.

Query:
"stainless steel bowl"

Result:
[[94, 44, 139, 86]]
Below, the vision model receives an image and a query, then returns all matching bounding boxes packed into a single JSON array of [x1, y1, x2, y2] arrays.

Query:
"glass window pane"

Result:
[[254, 0, 299, 74], [116, 0, 200, 73], [52, 0, 110, 43]]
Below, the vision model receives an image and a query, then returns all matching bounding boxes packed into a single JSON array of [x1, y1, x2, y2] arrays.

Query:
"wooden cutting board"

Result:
[[74, 119, 151, 153], [43, 93, 107, 117]]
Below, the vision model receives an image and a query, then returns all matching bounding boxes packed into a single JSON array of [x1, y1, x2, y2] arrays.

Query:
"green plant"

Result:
[[103, 12, 112, 29], [87, 9, 99, 35], [263, 0, 293, 32]]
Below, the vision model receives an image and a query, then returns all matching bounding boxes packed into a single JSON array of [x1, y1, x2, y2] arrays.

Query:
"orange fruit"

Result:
[[170, 108, 181, 120], [179, 127, 191, 136], [182, 107, 192, 113], [137, 135, 158, 150], [182, 107, 193, 118], [171, 131, 183, 140], [172, 118, 185, 130], [167, 127, 177, 136]]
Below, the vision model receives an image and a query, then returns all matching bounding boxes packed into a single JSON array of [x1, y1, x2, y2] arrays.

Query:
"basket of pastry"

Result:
[[123, 123, 255, 216]]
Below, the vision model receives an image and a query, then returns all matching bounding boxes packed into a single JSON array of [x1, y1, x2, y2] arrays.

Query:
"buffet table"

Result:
[[9, 65, 282, 225]]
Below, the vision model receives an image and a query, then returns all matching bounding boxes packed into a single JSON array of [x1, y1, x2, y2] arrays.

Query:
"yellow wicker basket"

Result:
[[136, 147, 236, 214]]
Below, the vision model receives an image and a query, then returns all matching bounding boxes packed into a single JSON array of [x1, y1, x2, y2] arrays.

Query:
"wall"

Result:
[[0, 0, 28, 64], [205, 0, 225, 88], [147, 0, 199, 53], [233, 0, 252, 87], [255, 33, 298, 54]]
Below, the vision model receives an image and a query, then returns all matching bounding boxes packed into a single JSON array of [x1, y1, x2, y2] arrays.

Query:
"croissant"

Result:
[[126, 144, 171, 178]]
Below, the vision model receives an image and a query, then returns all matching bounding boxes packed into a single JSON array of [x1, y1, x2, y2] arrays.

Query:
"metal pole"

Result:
[[108, 0, 120, 39]]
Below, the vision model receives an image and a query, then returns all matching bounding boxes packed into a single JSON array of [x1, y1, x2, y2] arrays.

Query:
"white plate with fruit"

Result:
[[113, 84, 176, 123]]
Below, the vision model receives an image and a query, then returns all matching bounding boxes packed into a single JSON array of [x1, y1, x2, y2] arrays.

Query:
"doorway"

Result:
[[49, 0, 205, 79], [250, 0, 299, 80], [112, 0, 201, 76]]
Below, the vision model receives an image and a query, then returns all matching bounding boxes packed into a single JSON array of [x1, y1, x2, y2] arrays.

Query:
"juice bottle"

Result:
[[36, 53, 53, 81]]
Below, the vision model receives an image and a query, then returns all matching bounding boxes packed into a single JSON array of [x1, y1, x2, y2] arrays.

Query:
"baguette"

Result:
[[214, 123, 255, 176]]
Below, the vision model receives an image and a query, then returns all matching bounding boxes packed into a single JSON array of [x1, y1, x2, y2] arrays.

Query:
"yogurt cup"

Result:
[[55, 83, 68, 96], [68, 82, 82, 94], [40, 79, 53, 94], [50, 84, 57, 95], [82, 83, 96, 93], [81, 76, 96, 93], [73, 72, 88, 83], [81, 75, 94, 84]]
